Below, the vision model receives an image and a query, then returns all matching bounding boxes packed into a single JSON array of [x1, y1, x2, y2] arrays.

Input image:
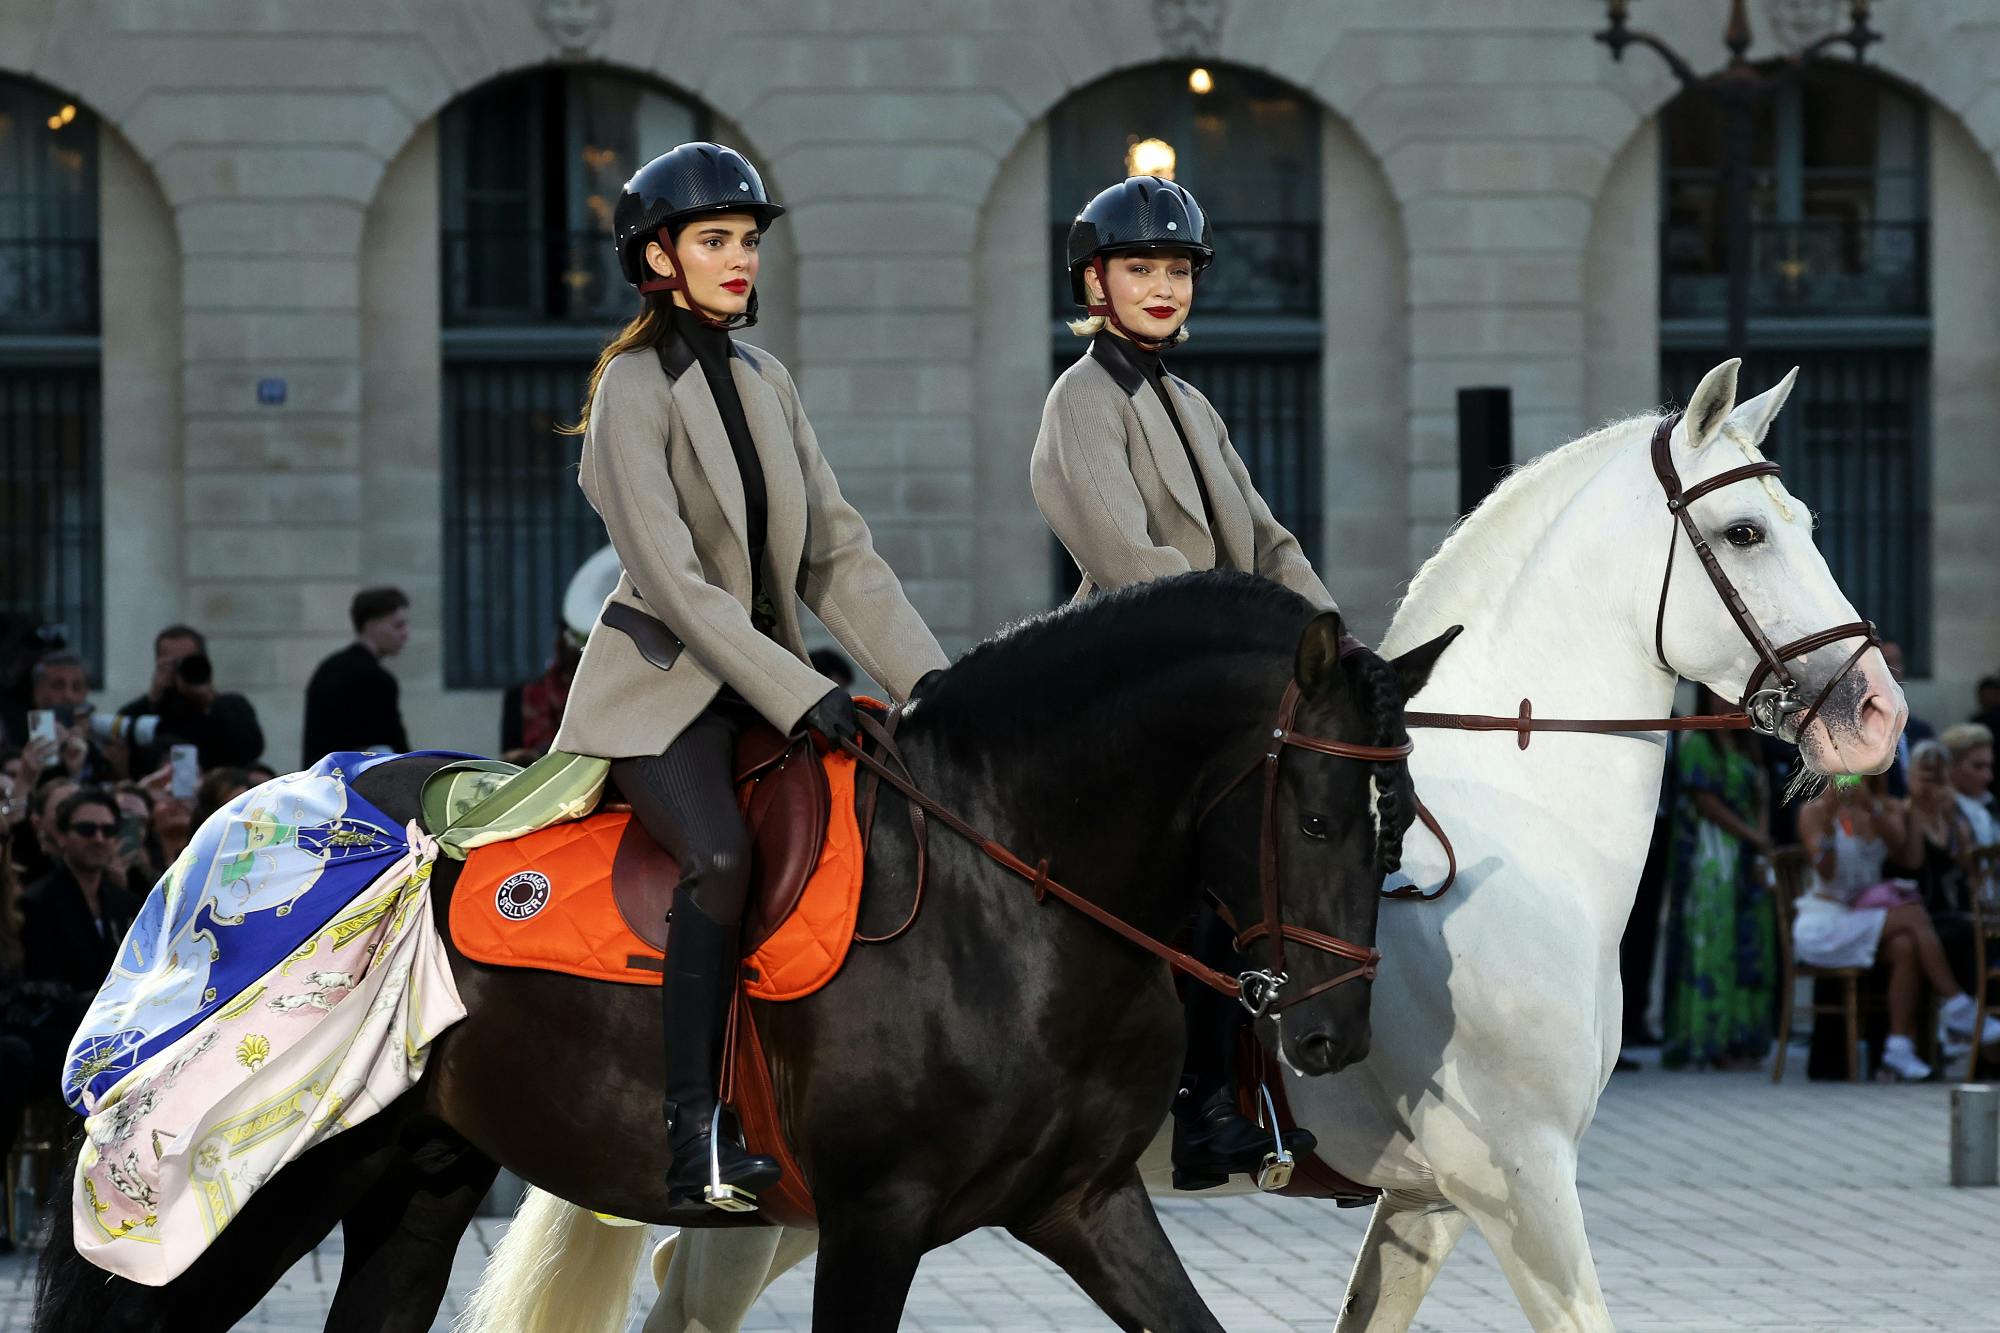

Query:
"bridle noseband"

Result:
[[1647, 410, 1877, 740]]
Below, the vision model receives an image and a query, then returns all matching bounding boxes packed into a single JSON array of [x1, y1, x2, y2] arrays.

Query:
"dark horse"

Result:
[[36, 572, 1453, 1333]]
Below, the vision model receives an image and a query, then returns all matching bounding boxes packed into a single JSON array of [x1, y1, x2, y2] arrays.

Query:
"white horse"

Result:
[[464, 360, 1904, 1333]]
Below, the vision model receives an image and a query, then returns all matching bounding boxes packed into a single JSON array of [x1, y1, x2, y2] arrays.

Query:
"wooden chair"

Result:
[[1770, 845, 1864, 1082], [1965, 843, 2000, 1080]]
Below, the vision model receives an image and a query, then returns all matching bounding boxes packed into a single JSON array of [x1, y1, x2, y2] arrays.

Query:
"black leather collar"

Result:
[[1087, 332, 1157, 399], [654, 330, 698, 384]]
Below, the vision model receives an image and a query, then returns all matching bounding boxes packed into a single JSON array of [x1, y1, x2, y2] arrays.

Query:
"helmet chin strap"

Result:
[[636, 227, 745, 330], [1085, 257, 1182, 354]]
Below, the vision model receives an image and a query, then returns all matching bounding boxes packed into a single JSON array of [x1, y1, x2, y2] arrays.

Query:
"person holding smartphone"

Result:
[[25, 651, 108, 782]]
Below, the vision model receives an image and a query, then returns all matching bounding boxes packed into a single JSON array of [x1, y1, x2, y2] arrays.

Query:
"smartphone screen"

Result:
[[28, 710, 60, 766], [170, 744, 200, 801]]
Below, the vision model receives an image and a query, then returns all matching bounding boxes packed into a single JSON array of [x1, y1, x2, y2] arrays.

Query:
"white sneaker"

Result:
[[1939, 995, 2000, 1046], [1881, 1035, 1932, 1082]]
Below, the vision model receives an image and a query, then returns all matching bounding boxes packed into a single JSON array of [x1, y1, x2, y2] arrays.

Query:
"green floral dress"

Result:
[[1660, 732, 1775, 1069]]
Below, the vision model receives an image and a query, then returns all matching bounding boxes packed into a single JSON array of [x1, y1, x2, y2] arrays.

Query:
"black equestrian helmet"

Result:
[[1065, 176, 1214, 306], [615, 142, 786, 287]]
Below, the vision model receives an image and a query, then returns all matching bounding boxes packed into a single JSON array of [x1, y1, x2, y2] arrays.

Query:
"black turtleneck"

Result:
[[1092, 331, 1215, 530], [668, 306, 774, 634]]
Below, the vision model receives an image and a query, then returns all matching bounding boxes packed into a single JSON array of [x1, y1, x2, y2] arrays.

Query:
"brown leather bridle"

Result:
[[840, 674, 1407, 1017], [1397, 408, 1879, 900]]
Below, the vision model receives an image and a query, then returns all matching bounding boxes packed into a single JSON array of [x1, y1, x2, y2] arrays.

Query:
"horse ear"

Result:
[[1681, 358, 1740, 452], [1721, 366, 1798, 452], [1293, 610, 1348, 698], [1390, 624, 1462, 700]]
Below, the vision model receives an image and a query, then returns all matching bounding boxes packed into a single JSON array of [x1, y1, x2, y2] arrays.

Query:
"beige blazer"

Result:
[[552, 340, 948, 759], [1030, 339, 1334, 605]]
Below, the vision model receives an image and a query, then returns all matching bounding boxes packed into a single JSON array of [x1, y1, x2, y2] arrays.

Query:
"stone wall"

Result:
[[4, 0, 1999, 753]]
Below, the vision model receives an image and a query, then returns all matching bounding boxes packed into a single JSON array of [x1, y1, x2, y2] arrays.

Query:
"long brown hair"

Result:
[[563, 293, 675, 438]]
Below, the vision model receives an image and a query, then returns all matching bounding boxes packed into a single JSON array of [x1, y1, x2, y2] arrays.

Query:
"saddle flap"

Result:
[[604, 723, 831, 956]]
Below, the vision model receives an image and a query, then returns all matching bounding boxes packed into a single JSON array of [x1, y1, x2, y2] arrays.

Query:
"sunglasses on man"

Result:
[[68, 821, 118, 839]]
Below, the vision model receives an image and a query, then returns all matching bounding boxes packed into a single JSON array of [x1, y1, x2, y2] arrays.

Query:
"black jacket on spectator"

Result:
[[117, 689, 265, 775], [21, 864, 141, 995], [301, 643, 408, 766]]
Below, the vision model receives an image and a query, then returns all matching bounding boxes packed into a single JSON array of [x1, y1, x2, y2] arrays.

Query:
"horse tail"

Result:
[[31, 1141, 132, 1333], [455, 1185, 646, 1333]]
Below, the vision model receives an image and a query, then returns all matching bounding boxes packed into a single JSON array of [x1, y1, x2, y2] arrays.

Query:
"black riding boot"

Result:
[[1171, 910, 1316, 1190], [662, 896, 782, 1211]]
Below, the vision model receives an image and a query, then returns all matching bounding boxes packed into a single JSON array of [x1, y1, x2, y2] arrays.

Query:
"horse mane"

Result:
[[914, 570, 1311, 744], [1386, 413, 1658, 653]]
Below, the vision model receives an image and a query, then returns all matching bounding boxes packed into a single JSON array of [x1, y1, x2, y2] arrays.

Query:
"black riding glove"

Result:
[[803, 687, 858, 746]]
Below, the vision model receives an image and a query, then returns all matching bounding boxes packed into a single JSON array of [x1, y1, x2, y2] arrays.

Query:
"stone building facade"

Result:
[[3, 0, 1996, 757]]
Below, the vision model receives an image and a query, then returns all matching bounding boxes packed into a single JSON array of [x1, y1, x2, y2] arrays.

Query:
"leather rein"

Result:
[[841, 672, 1408, 1016], [1394, 409, 1878, 901]]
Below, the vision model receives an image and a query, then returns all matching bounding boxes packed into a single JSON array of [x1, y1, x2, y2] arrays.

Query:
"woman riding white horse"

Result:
[[476, 359, 1905, 1333]]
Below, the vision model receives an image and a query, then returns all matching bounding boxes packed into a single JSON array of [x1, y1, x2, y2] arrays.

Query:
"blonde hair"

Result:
[[1066, 314, 1190, 345], [1940, 722, 1995, 758]]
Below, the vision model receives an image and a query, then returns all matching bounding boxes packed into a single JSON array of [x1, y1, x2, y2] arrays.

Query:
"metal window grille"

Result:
[[1661, 346, 1931, 674], [441, 357, 603, 689], [0, 361, 102, 673]]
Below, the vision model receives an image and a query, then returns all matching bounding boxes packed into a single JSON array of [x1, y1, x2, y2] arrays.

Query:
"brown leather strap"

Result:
[[1405, 705, 1757, 744], [1382, 798, 1457, 901], [853, 709, 930, 946]]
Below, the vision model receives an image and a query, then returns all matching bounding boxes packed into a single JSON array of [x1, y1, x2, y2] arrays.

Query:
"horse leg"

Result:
[[1335, 1188, 1472, 1332], [809, 1206, 929, 1332], [1011, 1174, 1225, 1333], [324, 1131, 498, 1332], [1434, 1133, 1612, 1333], [646, 1225, 816, 1333]]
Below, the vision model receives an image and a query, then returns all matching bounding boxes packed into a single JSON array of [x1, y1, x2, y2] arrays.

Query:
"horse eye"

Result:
[[1300, 813, 1328, 840], [1724, 523, 1764, 548]]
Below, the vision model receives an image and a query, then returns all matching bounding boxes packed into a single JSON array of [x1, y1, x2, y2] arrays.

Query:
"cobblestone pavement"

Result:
[[8, 1053, 2000, 1330]]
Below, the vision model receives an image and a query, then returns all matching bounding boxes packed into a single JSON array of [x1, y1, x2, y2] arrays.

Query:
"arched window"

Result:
[[1660, 64, 1931, 668], [439, 68, 704, 689], [1046, 63, 1323, 598], [0, 75, 101, 674]]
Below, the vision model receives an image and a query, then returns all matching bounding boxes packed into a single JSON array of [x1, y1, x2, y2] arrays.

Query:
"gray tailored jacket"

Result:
[[1030, 337, 1334, 605], [552, 339, 948, 759]]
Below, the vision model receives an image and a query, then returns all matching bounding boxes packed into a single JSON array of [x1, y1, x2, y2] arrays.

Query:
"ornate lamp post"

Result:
[[1595, 0, 1882, 360]]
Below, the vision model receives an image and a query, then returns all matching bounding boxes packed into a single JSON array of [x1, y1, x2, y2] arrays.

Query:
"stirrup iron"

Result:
[[703, 1103, 759, 1214], [1253, 1082, 1294, 1192]]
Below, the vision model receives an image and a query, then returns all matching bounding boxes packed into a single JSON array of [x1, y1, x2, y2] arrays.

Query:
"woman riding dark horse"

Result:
[[34, 573, 1453, 1332], [1032, 174, 1341, 1189], [561, 141, 948, 1211]]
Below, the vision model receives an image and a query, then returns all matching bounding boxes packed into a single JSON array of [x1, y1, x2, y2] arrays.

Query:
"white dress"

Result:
[[1792, 824, 1890, 969]]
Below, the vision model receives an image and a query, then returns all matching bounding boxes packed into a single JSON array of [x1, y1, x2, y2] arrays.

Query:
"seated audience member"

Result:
[[116, 625, 265, 774], [20, 788, 142, 1089], [110, 782, 163, 892], [16, 770, 79, 884], [1941, 722, 1997, 849], [1891, 740, 1979, 913], [0, 749, 25, 846], [503, 626, 581, 757], [1794, 774, 2000, 1080]]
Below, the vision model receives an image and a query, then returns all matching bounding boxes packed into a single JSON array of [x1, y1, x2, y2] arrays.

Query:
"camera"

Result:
[[174, 653, 213, 688]]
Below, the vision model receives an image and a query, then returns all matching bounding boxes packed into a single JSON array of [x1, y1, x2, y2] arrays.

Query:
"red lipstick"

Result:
[[722, 279, 749, 294], [1144, 305, 1176, 318]]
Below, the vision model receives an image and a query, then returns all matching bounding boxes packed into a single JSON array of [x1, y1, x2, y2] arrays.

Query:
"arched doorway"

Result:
[[0, 74, 102, 674], [1044, 62, 1323, 599], [436, 67, 707, 689], [1658, 63, 1931, 668]]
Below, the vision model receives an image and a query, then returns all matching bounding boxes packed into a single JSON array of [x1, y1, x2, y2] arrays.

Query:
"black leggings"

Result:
[[612, 705, 753, 923]]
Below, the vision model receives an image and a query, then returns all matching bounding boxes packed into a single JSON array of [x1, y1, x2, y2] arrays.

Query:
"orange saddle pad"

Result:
[[449, 750, 863, 1002]]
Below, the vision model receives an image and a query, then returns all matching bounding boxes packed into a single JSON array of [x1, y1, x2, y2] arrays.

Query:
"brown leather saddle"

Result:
[[607, 723, 831, 955]]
